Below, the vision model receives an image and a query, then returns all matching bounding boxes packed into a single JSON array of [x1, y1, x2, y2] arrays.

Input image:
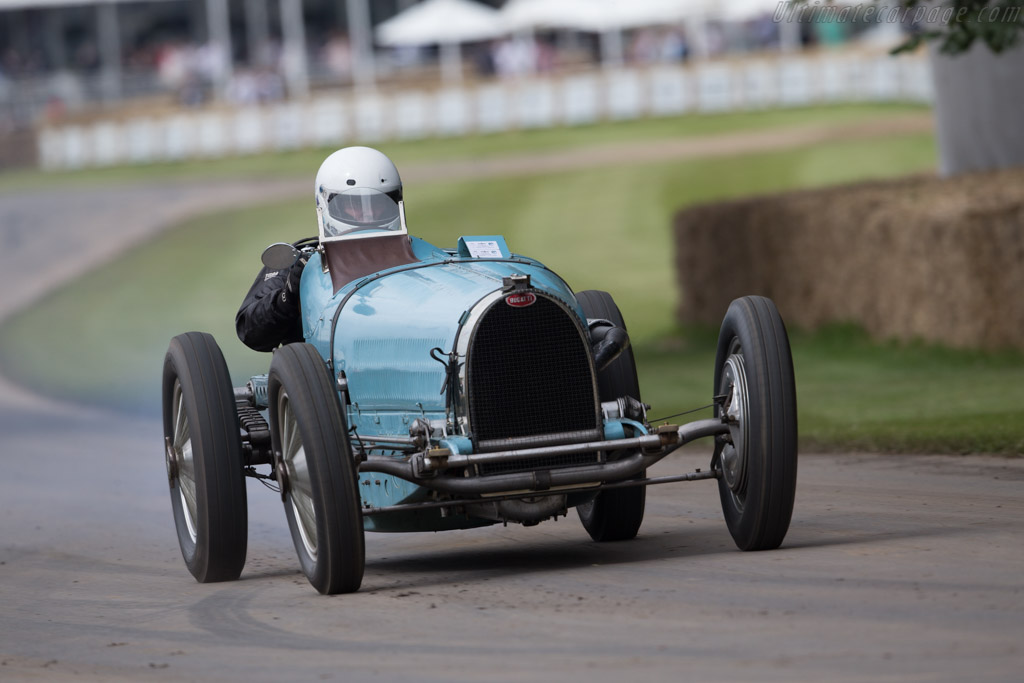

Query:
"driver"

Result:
[[236, 146, 405, 351]]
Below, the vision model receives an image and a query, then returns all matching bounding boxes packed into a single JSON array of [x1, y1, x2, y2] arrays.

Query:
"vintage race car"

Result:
[[162, 231, 797, 594]]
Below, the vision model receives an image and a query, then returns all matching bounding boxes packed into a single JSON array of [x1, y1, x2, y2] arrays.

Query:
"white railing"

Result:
[[37, 51, 932, 171]]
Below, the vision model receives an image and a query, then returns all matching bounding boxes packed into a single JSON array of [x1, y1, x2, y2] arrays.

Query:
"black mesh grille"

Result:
[[467, 294, 598, 444]]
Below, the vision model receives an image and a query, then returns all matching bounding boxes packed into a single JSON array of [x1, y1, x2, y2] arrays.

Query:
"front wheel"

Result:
[[714, 296, 798, 551], [269, 343, 364, 594], [162, 332, 248, 583], [575, 290, 646, 542]]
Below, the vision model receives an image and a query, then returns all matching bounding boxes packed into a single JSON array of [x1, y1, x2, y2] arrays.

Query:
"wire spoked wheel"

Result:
[[713, 296, 798, 551], [168, 379, 199, 544], [277, 391, 318, 562], [269, 343, 364, 595], [718, 345, 751, 512], [162, 332, 248, 583]]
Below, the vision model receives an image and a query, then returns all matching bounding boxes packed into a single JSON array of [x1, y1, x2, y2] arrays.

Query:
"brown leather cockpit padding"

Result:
[[324, 234, 420, 293]]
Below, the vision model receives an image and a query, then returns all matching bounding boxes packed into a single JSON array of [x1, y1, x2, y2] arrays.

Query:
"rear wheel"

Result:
[[162, 332, 248, 583], [713, 296, 798, 551], [269, 343, 364, 594], [575, 290, 646, 542]]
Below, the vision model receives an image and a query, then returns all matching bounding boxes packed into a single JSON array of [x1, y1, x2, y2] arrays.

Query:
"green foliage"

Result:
[[790, 0, 1024, 55], [920, 0, 1024, 54], [795, 0, 1024, 55]]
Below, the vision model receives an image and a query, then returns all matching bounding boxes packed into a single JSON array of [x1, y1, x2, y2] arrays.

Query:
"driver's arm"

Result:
[[235, 263, 305, 352]]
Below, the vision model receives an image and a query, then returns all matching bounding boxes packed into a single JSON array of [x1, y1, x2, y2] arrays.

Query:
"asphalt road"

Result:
[[0, 178, 304, 322], [1, 398, 1022, 682]]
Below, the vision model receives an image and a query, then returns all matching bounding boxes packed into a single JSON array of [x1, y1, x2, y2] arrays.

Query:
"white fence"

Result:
[[38, 52, 932, 171]]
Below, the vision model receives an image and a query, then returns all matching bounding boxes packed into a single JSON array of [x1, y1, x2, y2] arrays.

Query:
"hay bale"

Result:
[[674, 168, 1024, 350]]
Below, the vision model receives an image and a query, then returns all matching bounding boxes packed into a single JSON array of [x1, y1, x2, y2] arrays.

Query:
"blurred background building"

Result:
[[0, 0, 923, 169]]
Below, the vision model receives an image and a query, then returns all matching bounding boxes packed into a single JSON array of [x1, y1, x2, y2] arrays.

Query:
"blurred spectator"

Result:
[[156, 41, 208, 106], [156, 42, 189, 90], [73, 41, 99, 72], [660, 28, 688, 62], [156, 38, 277, 107], [535, 37, 557, 73], [473, 42, 495, 77], [178, 73, 205, 107], [493, 35, 537, 78], [226, 68, 260, 104], [752, 14, 778, 50], [323, 32, 352, 82], [43, 95, 65, 122], [255, 68, 284, 102], [629, 27, 689, 65], [706, 23, 726, 56], [50, 71, 84, 109], [195, 41, 229, 86], [630, 28, 659, 64]]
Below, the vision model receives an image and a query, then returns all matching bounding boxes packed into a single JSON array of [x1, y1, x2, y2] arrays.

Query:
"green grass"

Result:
[[5, 105, 1017, 453], [0, 103, 927, 192], [639, 325, 1024, 455]]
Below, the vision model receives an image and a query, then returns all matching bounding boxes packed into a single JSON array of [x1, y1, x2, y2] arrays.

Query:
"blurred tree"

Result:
[[889, 0, 1023, 55], [797, 0, 1024, 174], [903, 1, 1023, 174]]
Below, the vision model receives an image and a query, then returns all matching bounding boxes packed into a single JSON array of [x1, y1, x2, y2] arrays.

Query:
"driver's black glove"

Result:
[[279, 255, 308, 310]]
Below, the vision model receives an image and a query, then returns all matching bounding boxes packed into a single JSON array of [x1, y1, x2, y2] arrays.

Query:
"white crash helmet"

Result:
[[314, 146, 407, 242]]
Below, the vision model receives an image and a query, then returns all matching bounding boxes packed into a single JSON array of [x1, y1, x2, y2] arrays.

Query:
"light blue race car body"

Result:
[[285, 234, 640, 531], [164, 224, 793, 596]]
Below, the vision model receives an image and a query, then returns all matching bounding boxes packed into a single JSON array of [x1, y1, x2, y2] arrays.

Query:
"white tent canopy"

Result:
[[585, 0, 718, 32], [712, 0, 803, 51], [498, 0, 719, 66], [376, 0, 502, 84], [499, 0, 600, 33], [0, 0, 179, 9], [499, 0, 717, 33], [376, 0, 502, 46], [718, 0, 786, 21]]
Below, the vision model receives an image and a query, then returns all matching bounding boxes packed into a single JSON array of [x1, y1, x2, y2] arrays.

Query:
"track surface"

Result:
[[2, 405, 1022, 681], [3, 119, 1023, 681]]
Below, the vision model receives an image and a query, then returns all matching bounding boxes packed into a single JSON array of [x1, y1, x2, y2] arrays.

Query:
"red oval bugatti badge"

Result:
[[505, 292, 537, 308]]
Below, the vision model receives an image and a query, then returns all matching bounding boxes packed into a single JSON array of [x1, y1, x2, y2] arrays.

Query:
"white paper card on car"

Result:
[[465, 240, 503, 259], [457, 235, 511, 259]]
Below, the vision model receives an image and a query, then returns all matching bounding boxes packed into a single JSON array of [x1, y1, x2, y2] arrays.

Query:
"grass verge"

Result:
[[640, 325, 1024, 455], [5, 108, 1015, 453]]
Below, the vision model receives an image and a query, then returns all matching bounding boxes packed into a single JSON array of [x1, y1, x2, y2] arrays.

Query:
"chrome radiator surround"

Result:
[[457, 289, 601, 449]]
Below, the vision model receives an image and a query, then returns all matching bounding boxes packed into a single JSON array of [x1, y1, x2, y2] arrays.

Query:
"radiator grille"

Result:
[[467, 294, 598, 445]]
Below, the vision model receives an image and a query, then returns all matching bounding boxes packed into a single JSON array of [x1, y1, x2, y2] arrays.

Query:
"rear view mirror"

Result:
[[261, 242, 301, 270]]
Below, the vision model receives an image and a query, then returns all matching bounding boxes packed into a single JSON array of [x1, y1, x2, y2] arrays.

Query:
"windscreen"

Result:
[[324, 188, 401, 237]]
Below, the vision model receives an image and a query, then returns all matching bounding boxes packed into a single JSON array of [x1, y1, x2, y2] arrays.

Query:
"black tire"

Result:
[[713, 296, 798, 551], [574, 290, 646, 542], [162, 332, 248, 583], [269, 343, 364, 595]]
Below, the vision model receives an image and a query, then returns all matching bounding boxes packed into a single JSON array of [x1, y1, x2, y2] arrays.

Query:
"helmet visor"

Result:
[[325, 188, 401, 237]]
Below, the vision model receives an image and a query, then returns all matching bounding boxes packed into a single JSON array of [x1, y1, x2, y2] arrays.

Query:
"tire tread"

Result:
[[714, 297, 797, 551], [270, 343, 364, 594], [162, 331, 247, 583], [574, 290, 646, 543]]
